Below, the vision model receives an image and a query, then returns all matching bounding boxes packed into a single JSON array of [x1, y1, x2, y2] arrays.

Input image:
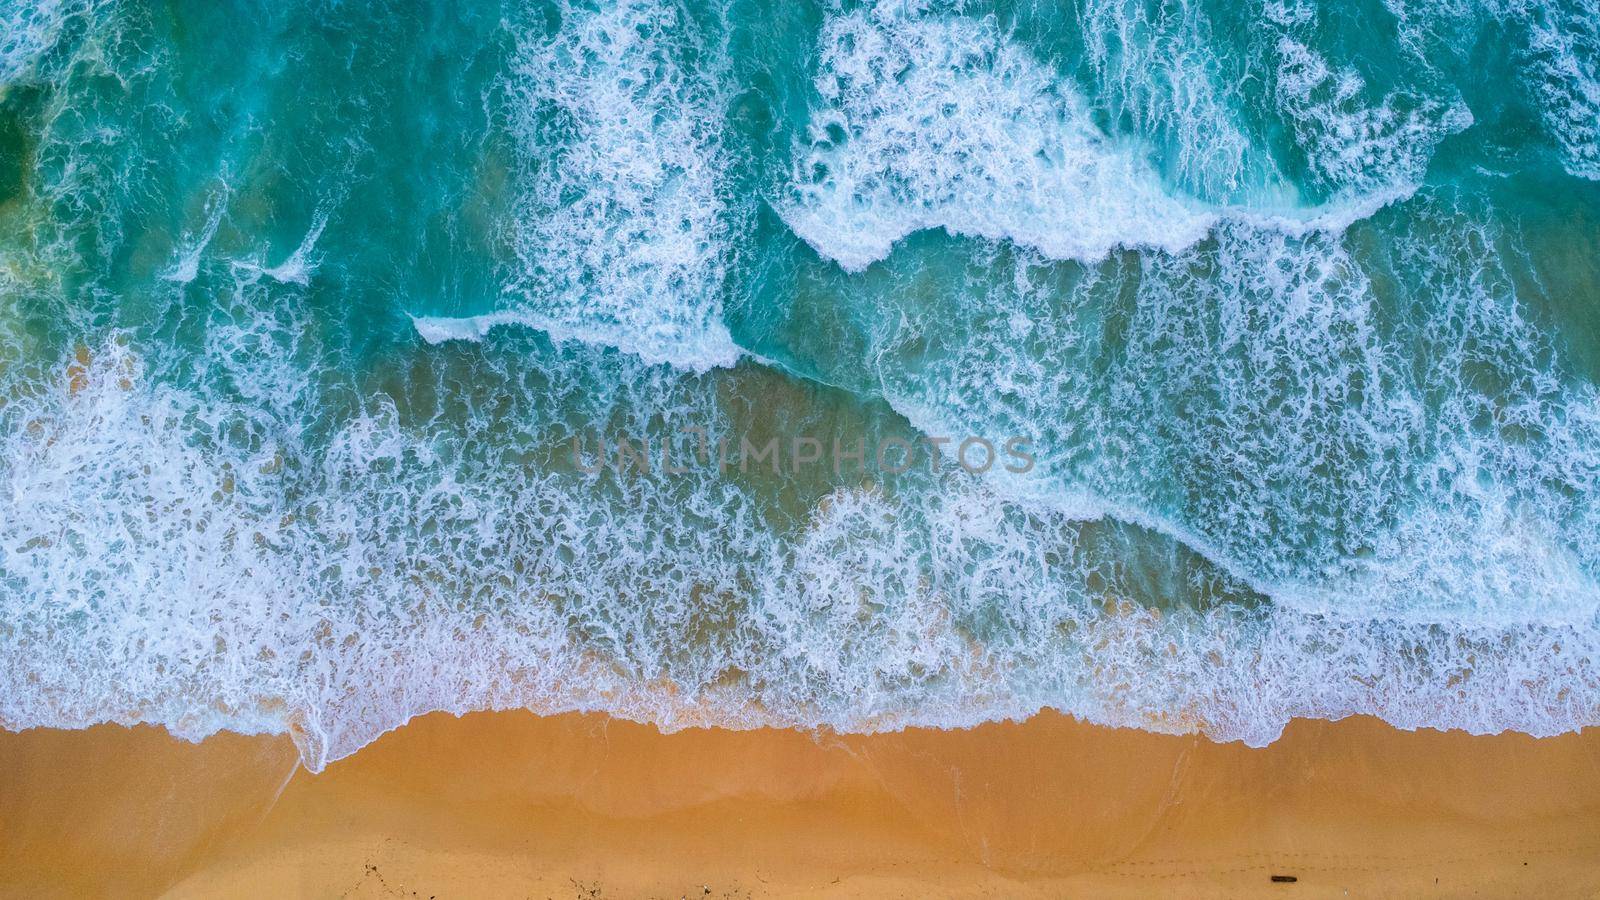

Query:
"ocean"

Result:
[[1, 0, 1597, 769]]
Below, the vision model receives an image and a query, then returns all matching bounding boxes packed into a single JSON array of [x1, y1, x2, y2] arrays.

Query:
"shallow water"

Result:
[[0, 0, 1597, 768]]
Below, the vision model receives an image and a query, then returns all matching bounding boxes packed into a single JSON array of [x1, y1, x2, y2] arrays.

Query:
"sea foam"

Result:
[[1265, 0, 1473, 196], [0, 0, 84, 86], [2, 283, 1597, 772], [780, 7, 1217, 272], [841, 192, 1600, 627], [495, 0, 742, 373], [779, 3, 1472, 276], [1520, 0, 1600, 180]]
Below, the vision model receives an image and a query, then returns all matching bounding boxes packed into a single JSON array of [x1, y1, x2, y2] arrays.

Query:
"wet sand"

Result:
[[2, 711, 1599, 897]]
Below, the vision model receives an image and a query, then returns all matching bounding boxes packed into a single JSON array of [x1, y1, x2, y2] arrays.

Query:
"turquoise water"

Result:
[[1, 0, 1598, 768]]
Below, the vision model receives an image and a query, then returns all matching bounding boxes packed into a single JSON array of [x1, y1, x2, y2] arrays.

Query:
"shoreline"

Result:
[[3, 711, 1600, 897]]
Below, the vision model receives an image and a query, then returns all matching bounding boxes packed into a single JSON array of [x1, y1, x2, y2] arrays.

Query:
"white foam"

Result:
[[779, 5, 1469, 275], [1268, 22, 1473, 196], [410, 309, 742, 371], [1383, 0, 1600, 181], [1078, 0, 1286, 203], [162, 184, 228, 284], [224, 204, 333, 287], [781, 7, 1218, 273], [1520, 0, 1600, 179], [499, 0, 742, 374], [410, 312, 507, 345], [3, 303, 1598, 772], [260, 208, 328, 285], [850, 191, 1600, 627], [0, 0, 84, 87]]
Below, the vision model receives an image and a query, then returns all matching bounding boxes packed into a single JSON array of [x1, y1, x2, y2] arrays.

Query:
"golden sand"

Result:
[[2, 711, 1599, 897]]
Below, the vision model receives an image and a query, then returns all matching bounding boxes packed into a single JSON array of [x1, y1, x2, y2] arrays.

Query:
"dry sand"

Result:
[[2, 711, 1599, 898]]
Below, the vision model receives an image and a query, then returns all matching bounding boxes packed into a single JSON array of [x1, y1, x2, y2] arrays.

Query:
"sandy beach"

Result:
[[2, 712, 1599, 898]]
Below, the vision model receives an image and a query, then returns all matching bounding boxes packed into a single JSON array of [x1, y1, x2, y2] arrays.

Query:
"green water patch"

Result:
[[1490, 172, 1600, 386], [0, 85, 38, 209]]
